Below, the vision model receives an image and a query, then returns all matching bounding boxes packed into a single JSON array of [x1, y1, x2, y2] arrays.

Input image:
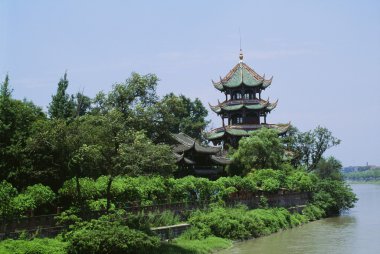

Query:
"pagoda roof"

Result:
[[174, 153, 196, 165], [171, 133, 221, 154], [206, 123, 291, 140], [211, 155, 232, 165], [212, 62, 273, 91], [209, 99, 278, 113], [171, 133, 230, 165]]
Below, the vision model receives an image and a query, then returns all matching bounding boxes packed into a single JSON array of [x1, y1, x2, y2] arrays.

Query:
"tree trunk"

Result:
[[75, 174, 81, 203], [106, 175, 113, 213]]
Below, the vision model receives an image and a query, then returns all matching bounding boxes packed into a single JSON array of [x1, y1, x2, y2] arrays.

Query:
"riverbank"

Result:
[[218, 183, 380, 254]]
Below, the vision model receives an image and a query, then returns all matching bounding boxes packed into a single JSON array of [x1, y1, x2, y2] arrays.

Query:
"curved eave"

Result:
[[184, 157, 196, 165], [275, 122, 291, 135], [262, 76, 273, 89], [206, 131, 226, 140], [171, 133, 195, 147], [209, 103, 222, 113], [206, 123, 291, 140], [266, 99, 278, 111], [210, 100, 271, 113], [212, 80, 224, 91], [211, 155, 231, 165], [194, 143, 221, 154], [173, 153, 183, 162], [173, 144, 193, 153]]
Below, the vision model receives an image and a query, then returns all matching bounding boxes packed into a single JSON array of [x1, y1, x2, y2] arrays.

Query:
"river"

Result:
[[219, 184, 380, 254]]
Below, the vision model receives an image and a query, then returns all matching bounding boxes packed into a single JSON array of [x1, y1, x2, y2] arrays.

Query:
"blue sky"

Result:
[[1, 0, 380, 166]]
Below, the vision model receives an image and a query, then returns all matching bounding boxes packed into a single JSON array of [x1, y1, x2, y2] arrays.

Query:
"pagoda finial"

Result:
[[239, 49, 244, 63]]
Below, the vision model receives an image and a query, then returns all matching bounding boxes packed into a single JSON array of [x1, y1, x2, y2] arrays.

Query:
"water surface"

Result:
[[219, 184, 380, 254]]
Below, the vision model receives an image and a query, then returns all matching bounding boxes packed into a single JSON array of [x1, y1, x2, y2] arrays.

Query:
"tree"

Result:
[[0, 180, 18, 221], [314, 156, 343, 181], [228, 128, 284, 175], [74, 92, 91, 116], [48, 72, 75, 119], [157, 93, 209, 142], [0, 75, 46, 186], [116, 131, 176, 176], [286, 126, 341, 171], [106, 73, 159, 116], [68, 144, 104, 204]]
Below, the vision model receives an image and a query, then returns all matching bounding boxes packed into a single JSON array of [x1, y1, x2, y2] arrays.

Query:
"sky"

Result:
[[1, 0, 380, 166]]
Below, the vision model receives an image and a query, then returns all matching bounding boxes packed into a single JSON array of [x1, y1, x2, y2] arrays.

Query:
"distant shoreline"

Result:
[[346, 180, 380, 184]]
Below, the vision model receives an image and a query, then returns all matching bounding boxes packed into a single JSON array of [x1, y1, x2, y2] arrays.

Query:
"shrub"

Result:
[[302, 204, 325, 221], [65, 218, 160, 254], [187, 206, 304, 240]]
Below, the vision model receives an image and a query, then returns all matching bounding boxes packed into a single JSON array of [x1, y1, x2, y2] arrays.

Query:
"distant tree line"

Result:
[[343, 167, 380, 181]]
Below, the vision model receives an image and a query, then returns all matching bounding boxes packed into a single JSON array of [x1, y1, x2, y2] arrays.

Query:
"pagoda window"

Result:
[[235, 92, 242, 100], [236, 116, 243, 124], [244, 93, 250, 99]]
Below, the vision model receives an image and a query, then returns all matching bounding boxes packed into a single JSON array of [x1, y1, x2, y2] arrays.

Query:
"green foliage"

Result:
[[0, 75, 45, 187], [187, 206, 308, 240], [247, 169, 285, 192], [285, 170, 316, 192], [312, 179, 357, 214], [157, 93, 209, 142], [286, 126, 341, 170], [0, 181, 55, 220], [302, 204, 325, 221], [59, 177, 99, 202], [23, 184, 56, 209], [116, 131, 176, 176], [57, 167, 326, 213], [0, 180, 18, 220], [65, 217, 161, 254], [48, 72, 76, 119], [171, 236, 232, 254], [135, 210, 181, 228], [229, 128, 284, 175], [315, 156, 343, 180], [0, 238, 68, 254]]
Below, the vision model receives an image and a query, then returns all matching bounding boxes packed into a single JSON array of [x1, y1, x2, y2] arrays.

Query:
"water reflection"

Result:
[[219, 184, 380, 254]]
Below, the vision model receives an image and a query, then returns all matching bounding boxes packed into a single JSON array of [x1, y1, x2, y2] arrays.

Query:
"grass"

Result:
[[157, 236, 232, 254], [0, 238, 68, 254]]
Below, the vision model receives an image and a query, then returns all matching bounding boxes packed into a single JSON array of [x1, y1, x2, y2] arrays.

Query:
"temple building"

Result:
[[207, 50, 290, 147], [171, 133, 230, 179]]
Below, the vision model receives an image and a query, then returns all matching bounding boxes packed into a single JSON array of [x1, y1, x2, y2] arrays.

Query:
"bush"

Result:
[[285, 171, 316, 192], [312, 179, 357, 214], [302, 204, 325, 221], [187, 206, 305, 240], [65, 218, 161, 254]]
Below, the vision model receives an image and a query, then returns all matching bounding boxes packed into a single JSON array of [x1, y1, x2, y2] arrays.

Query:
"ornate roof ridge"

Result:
[[212, 62, 273, 87], [213, 63, 241, 85], [242, 63, 264, 81]]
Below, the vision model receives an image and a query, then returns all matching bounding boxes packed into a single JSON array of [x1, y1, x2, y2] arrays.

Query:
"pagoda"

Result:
[[207, 50, 290, 147], [171, 133, 230, 179]]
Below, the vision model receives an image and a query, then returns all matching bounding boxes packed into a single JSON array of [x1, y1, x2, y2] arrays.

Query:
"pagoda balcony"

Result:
[[209, 124, 275, 133], [221, 99, 261, 106]]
